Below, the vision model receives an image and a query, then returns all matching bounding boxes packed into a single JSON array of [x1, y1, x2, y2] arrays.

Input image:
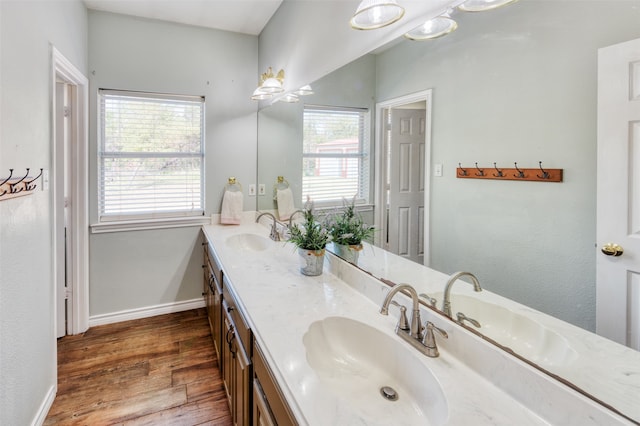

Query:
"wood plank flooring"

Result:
[[45, 308, 233, 426]]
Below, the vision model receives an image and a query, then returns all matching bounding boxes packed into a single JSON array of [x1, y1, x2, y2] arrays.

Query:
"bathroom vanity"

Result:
[[202, 213, 634, 425]]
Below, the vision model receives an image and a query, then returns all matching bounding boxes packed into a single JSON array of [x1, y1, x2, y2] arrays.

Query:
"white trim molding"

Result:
[[51, 46, 90, 336], [30, 384, 56, 426], [90, 216, 211, 234], [89, 298, 206, 327]]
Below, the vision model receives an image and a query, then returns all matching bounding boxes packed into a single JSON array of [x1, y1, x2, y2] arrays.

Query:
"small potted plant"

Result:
[[287, 207, 331, 276], [329, 199, 375, 265]]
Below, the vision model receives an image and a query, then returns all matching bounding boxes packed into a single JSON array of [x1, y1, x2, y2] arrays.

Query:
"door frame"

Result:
[[374, 89, 432, 265], [51, 46, 89, 335]]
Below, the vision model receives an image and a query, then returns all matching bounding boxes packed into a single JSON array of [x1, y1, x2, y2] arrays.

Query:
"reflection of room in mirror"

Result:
[[256, 1, 640, 422]]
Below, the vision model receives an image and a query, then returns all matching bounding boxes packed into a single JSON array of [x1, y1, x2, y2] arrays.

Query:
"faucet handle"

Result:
[[419, 293, 437, 308], [421, 321, 448, 357], [456, 312, 481, 328], [390, 301, 410, 332]]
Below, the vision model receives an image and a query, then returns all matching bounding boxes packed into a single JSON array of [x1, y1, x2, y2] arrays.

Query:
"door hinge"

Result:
[[63, 106, 71, 118], [64, 288, 72, 300]]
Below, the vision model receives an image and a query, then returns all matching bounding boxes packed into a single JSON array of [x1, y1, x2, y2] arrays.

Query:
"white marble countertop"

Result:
[[351, 242, 640, 423], [202, 214, 634, 425]]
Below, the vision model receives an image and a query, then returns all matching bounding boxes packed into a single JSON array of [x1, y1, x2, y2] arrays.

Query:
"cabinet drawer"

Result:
[[253, 343, 297, 426], [223, 277, 251, 356]]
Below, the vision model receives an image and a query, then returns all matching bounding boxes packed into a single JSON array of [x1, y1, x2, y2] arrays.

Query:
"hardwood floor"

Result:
[[45, 309, 233, 425]]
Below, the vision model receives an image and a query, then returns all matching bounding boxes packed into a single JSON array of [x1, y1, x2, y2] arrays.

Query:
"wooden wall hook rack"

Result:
[[457, 162, 562, 182], [0, 168, 43, 201]]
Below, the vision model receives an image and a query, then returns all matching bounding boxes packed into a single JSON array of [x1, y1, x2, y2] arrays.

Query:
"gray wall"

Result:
[[0, 1, 88, 424], [376, 0, 640, 330], [88, 11, 258, 316]]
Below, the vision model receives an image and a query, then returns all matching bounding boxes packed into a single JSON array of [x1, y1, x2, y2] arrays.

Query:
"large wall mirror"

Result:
[[257, 0, 640, 422]]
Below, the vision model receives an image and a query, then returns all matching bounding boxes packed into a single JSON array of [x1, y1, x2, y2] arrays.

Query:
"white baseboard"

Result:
[[89, 298, 206, 327], [32, 384, 56, 426]]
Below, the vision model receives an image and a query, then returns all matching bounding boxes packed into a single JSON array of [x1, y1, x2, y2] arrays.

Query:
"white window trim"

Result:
[[97, 89, 205, 223]]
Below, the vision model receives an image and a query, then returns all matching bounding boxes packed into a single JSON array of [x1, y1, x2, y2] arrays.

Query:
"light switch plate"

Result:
[[258, 184, 266, 196], [434, 163, 443, 177], [248, 184, 256, 196]]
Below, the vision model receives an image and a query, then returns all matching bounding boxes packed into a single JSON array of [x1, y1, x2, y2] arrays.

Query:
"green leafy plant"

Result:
[[329, 199, 375, 246], [287, 208, 331, 251]]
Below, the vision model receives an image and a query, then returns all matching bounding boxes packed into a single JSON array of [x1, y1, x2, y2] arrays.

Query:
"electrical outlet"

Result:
[[248, 184, 256, 196], [258, 184, 266, 196], [434, 163, 443, 177]]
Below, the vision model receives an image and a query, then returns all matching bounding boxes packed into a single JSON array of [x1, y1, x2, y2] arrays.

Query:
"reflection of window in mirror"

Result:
[[302, 106, 370, 207]]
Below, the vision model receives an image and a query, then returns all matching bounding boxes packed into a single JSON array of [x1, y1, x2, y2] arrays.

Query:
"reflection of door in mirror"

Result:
[[386, 107, 426, 265], [597, 37, 640, 350]]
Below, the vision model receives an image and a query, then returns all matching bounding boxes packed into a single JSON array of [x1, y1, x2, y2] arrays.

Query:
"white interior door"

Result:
[[387, 108, 426, 264], [596, 37, 640, 349]]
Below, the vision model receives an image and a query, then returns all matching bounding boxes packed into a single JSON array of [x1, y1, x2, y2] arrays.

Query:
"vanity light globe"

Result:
[[350, 0, 405, 30], [457, 0, 518, 12], [404, 16, 458, 40]]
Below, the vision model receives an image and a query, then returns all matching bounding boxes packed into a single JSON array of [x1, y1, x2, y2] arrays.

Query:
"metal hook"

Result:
[[513, 162, 525, 178], [9, 168, 29, 194], [492, 162, 504, 178], [0, 169, 14, 196], [537, 161, 550, 179], [474, 162, 485, 177], [25, 168, 43, 191], [458, 163, 468, 176]]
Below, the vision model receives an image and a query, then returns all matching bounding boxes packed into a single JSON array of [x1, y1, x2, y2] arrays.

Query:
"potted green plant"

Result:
[[329, 199, 375, 265], [287, 208, 331, 276]]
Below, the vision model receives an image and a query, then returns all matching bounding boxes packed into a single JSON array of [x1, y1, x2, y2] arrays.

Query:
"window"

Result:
[[98, 89, 204, 222], [302, 106, 369, 206]]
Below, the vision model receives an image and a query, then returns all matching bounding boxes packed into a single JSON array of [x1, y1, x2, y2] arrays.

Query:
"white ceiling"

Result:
[[83, 0, 283, 36]]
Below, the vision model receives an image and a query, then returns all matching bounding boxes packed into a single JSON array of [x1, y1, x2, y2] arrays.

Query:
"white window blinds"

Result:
[[98, 89, 205, 221], [302, 106, 369, 205]]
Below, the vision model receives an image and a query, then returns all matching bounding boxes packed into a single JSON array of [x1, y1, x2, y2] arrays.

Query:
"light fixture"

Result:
[[404, 11, 457, 40], [251, 87, 271, 101], [251, 67, 285, 100], [350, 0, 405, 30], [294, 85, 314, 96], [457, 0, 518, 12], [278, 93, 300, 103]]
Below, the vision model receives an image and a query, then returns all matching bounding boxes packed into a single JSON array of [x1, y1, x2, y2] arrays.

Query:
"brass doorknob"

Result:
[[601, 243, 624, 257]]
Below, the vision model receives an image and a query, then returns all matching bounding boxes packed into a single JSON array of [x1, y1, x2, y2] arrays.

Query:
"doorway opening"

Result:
[[374, 90, 432, 266], [51, 46, 89, 337]]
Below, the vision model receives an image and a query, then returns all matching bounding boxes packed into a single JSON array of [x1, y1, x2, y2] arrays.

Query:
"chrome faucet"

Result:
[[380, 283, 448, 357], [288, 209, 305, 228], [256, 212, 280, 242], [380, 283, 422, 339], [442, 271, 482, 319]]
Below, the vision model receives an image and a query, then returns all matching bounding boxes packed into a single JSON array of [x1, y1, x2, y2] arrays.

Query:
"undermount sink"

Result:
[[439, 294, 578, 367], [225, 233, 270, 251], [303, 316, 448, 425]]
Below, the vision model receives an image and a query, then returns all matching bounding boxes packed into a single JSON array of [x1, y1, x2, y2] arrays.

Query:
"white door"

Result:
[[596, 37, 640, 349], [387, 108, 426, 264]]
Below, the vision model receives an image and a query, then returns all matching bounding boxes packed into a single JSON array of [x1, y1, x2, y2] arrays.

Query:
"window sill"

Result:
[[90, 216, 211, 234]]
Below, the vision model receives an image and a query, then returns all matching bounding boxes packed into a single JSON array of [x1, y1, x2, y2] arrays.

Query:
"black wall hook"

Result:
[[513, 162, 526, 178], [474, 162, 485, 177], [493, 162, 504, 178], [9, 168, 29, 194], [25, 169, 43, 191], [537, 161, 550, 179], [458, 163, 468, 176]]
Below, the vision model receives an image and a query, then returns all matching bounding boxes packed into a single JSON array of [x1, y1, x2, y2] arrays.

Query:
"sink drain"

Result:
[[380, 386, 399, 401]]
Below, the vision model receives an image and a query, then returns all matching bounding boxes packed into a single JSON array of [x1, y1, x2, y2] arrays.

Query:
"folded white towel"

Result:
[[276, 187, 295, 221], [221, 190, 243, 225]]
